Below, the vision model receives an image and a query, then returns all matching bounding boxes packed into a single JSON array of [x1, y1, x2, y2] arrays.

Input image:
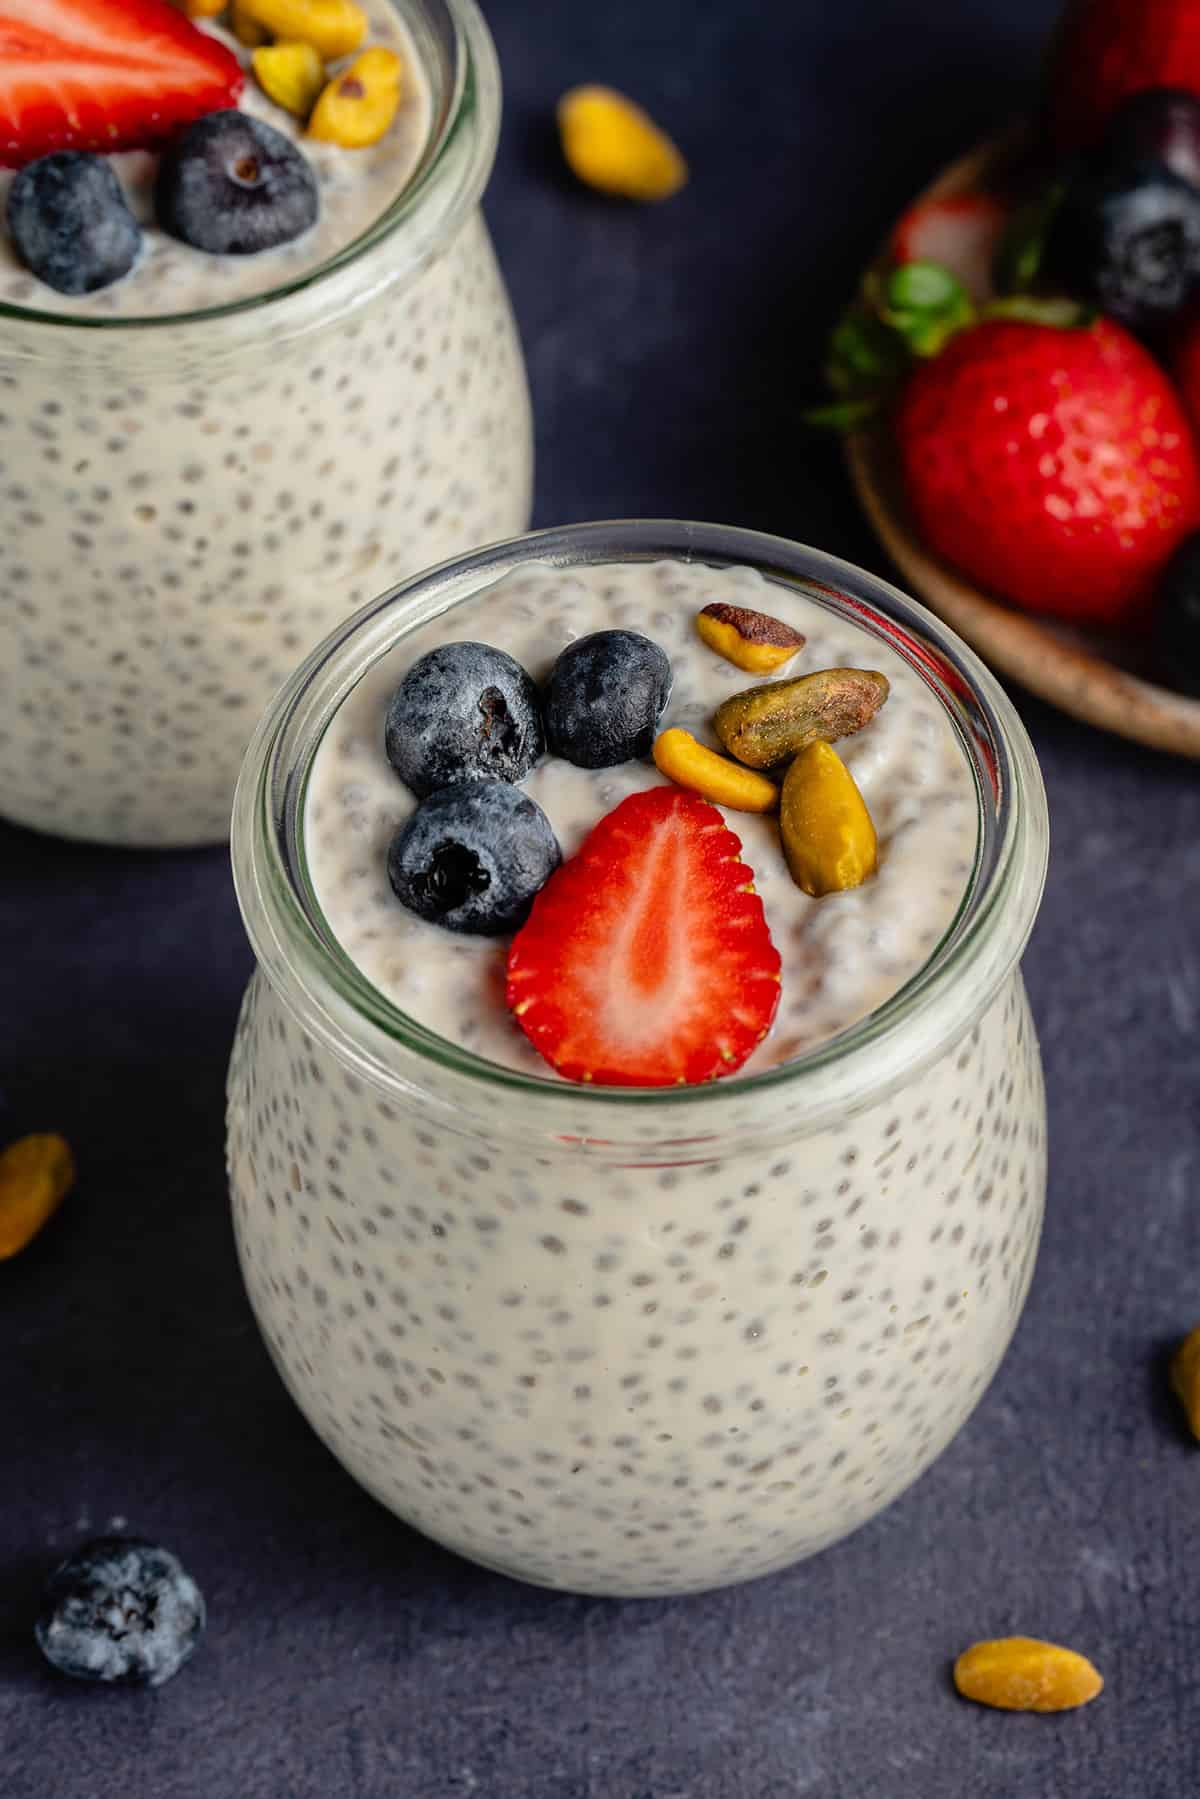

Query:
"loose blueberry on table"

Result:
[[36, 1536, 205, 1688]]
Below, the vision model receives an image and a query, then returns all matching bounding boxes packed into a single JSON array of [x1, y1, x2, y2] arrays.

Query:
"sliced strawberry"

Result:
[[891, 193, 1007, 305], [0, 0, 244, 168], [506, 788, 782, 1088]]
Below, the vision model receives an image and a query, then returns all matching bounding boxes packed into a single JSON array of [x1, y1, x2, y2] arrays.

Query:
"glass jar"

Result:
[[227, 521, 1050, 1597], [0, 0, 531, 848]]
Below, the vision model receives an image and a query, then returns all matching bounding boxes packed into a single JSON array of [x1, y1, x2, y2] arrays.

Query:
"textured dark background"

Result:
[[4, 1, 1200, 1795]]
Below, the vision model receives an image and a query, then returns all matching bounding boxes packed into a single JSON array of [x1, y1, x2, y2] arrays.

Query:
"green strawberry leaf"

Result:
[[876, 261, 975, 357], [826, 306, 911, 396]]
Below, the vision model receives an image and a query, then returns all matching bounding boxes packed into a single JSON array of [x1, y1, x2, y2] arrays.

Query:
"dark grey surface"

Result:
[[4, 2, 1199, 1794]]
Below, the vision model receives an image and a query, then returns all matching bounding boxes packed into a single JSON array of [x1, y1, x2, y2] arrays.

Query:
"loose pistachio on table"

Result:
[[953, 1637, 1104, 1713], [557, 86, 687, 202], [0, 1133, 75, 1260]]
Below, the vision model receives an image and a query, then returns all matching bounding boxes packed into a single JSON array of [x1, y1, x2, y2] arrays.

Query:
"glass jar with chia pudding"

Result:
[[0, 0, 531, 847], [227, 521, 1049, 1597]]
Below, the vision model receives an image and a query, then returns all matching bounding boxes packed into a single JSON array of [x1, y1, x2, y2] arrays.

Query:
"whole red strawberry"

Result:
[[507, 787, 781, 1087], [894, 315, 1200, 629], [1046, 0, 1200, 153]]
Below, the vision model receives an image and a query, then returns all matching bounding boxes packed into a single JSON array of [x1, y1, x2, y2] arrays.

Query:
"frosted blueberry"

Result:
[[36, 1537, 205, 1687]]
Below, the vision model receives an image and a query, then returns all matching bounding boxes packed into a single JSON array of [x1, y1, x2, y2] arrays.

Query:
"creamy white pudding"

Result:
[[227, 529, 1049, 1596], [304, 558, 979, 1071]]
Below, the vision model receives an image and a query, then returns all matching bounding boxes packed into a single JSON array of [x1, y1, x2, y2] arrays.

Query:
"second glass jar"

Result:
[[0, 0, 531, 848]]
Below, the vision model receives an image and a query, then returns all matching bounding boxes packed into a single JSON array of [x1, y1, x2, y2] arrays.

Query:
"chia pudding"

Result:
[[226, 523, 1050, 1597], [0, 0, 531, 846]]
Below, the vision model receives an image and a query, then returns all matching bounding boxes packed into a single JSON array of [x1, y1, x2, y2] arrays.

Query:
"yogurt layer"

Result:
[[0, 4, 430, 319], [304, 558, 980, 1076]]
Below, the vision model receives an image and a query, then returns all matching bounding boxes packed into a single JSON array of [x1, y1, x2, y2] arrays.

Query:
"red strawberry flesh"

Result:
[[891, 193, 1007, 306], [506, 787, 782, 1088], [894, 316, 1200, 629], [0, 0, 244, 168]]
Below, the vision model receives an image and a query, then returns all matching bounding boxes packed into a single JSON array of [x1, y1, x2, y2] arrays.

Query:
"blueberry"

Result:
[[1046, 159, 1200, 334], [1155, 529, 1200, 696], [6, 153, 141, 296], [35, 1537, 205, 1687], [388, 782, 560, 935], [156, 112, 318, 257], [385, 642, 545, 798], [1098, 88, 1200, 190], [543, 630, 672, 768], [1045, 91, 1200, 335]]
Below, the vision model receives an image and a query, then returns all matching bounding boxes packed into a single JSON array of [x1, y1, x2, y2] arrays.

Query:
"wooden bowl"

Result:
[[846, 133, 1200, 758]]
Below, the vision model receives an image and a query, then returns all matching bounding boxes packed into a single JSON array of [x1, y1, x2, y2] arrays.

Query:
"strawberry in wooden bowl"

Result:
[[894, 309, 1200, 632], [824, 0, 1200, 753]]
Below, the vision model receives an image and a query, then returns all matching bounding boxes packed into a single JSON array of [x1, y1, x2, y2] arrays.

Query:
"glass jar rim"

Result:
[[0, 0, 497, 339], [231, 520, 1050, 1148]]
